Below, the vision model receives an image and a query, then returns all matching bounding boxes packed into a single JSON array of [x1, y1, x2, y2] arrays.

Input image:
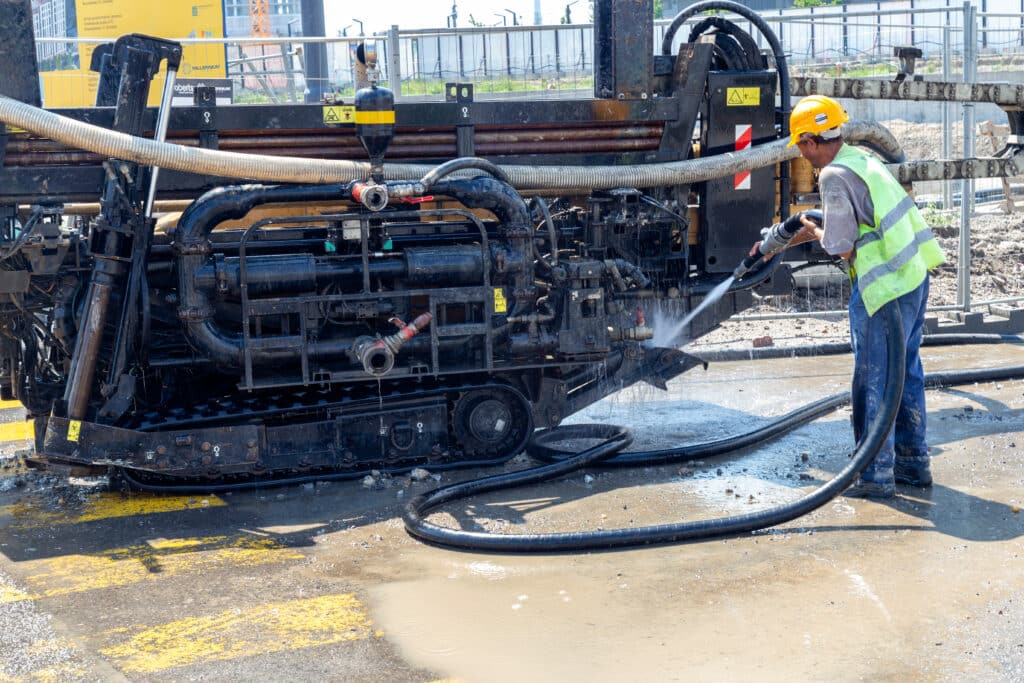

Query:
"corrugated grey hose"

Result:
[[0, 95, 901, 190]]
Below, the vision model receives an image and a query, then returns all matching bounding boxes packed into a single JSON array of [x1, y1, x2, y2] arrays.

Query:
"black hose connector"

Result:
[[419, 157, 512, 192]]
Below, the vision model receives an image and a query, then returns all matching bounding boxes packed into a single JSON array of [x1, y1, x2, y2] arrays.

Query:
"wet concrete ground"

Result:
[[1, 344, 1022, 681]]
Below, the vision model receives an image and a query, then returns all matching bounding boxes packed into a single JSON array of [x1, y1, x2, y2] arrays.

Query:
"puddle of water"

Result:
[[367, 547, 932, 682]]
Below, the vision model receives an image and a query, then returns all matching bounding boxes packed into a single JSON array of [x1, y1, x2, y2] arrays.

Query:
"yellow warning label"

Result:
[[493, 288, 508, 314], [322, 105, 355, 125], [67, 420, 81, 443], [353, 110, 396, 125], [726, 87, 761, 107]]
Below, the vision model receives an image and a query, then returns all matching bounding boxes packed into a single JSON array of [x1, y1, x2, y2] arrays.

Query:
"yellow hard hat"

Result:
[[788, 95, 849, 146]]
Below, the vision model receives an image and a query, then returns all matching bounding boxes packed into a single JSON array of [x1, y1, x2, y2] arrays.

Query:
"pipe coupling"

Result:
[[352, 336, 396, 376], [385, 181, 427, 198], [352, 313, 433, 376], [610, 325, 654, 342], [352, 182, 389, 212], [381, 312, 432, 354]]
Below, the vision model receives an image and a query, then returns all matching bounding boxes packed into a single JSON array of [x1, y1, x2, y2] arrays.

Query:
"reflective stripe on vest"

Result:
[[854, 194, 916, 248], [831, 145, 946, 316]]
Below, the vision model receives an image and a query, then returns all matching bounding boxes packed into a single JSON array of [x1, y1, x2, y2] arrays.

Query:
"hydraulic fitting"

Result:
[[352, 312, 433, 376], [352, 182, 389, 212]]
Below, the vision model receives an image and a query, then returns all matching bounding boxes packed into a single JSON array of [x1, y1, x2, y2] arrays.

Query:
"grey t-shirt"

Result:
[[818, 148, 875, 256]]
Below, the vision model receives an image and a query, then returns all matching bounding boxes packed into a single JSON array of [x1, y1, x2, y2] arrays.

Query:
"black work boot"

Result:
[[894, 457, 932, 487], [844, 468, 896, 499]]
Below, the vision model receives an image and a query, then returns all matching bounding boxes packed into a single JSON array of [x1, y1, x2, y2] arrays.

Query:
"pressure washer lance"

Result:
[[732, 209, 824, 279]]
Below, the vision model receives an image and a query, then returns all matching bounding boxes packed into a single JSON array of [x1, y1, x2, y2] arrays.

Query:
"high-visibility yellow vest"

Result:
[[831, 145, 945, 316]]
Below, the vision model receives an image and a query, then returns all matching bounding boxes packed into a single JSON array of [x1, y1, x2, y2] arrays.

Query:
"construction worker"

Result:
[[770, 95, 946, 498]]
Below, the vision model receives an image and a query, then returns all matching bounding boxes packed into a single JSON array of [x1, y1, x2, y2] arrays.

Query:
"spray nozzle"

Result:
[[732, 253, 761, 279], [734, 209, 824, 280]]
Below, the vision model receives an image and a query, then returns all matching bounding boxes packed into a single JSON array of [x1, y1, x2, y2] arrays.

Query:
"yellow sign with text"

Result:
[[67, 420, 81, 443], [322, 106, 356, 125], [40, 0, 226, 108], [493, 288, 508, 314], [726, 87, 761, 107]]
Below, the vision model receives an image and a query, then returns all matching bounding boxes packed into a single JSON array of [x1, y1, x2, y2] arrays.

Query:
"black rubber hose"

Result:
[[401, 302, 905, 551], [530, 360, 1024, 471], [115, 449, 535, 494], [708, 32, 749, 72], [419, 157, 512, 191], [529, 392, 848, 468], [529, 195, 558, 267], [689, 18, 762, 70]]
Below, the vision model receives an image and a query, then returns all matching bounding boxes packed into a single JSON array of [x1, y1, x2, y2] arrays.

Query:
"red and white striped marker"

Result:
[[734, 124, 752, 190]]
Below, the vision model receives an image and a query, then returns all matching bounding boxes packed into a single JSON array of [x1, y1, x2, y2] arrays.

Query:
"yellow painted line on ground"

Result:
[[0, 399, 23, 410], [20, 663, 88, 683], [0, 582, 33, 603], [0, 491, 226, 530], [2, 534, 303, 604], [0, 420, 32, 443], [101, 593, 380, 674]]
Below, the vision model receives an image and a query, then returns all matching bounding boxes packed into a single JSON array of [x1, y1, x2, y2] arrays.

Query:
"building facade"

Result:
[[223, 0, 303, 37], [31, 0, 77, 69]]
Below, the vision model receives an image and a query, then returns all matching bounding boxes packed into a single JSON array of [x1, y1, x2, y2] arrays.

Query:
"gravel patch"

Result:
[[0, 574, 84, 680]]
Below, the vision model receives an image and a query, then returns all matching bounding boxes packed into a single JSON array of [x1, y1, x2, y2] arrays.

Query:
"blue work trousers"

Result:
[[848, 275, 930, 481]]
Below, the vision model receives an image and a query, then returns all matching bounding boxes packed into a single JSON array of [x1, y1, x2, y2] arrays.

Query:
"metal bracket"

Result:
[[894, 46, 923, 83], [195, 85, 219, 149], [445, 82, 474, 103]]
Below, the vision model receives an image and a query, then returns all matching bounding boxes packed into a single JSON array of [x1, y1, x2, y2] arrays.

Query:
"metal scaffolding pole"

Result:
[[959, 1, 977, 312], [942, 25, 953, 212]]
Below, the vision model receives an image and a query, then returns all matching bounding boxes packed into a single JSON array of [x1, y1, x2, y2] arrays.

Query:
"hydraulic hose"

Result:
[[402, 302, 904, 551], [529, 196, 558, 267], [419, 157, 511, 190], [0, 95, 899, 191]]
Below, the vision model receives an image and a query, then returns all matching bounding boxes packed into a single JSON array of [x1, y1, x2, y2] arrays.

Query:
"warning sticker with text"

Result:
[[493, 288, 508, 314], [322, 105, 356, 125], [726, 88, 760, 107]]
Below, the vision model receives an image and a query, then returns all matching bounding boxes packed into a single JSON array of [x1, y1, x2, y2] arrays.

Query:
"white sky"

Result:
[[323, 1, 580, 36]]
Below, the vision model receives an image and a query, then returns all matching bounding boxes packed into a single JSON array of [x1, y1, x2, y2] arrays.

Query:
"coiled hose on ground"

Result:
[[402, 302, 906, 551], [404, 310, 1024, 551]]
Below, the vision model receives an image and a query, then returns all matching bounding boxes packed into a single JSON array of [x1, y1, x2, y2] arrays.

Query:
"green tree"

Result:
[[654, 0, 664, 19], [793, 0, 842, 7]]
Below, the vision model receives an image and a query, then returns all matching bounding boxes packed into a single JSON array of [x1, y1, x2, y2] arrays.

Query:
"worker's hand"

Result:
[[749, 241, 763, 257], [794, 213, 824, 244], [780, 214, 823, 249]]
